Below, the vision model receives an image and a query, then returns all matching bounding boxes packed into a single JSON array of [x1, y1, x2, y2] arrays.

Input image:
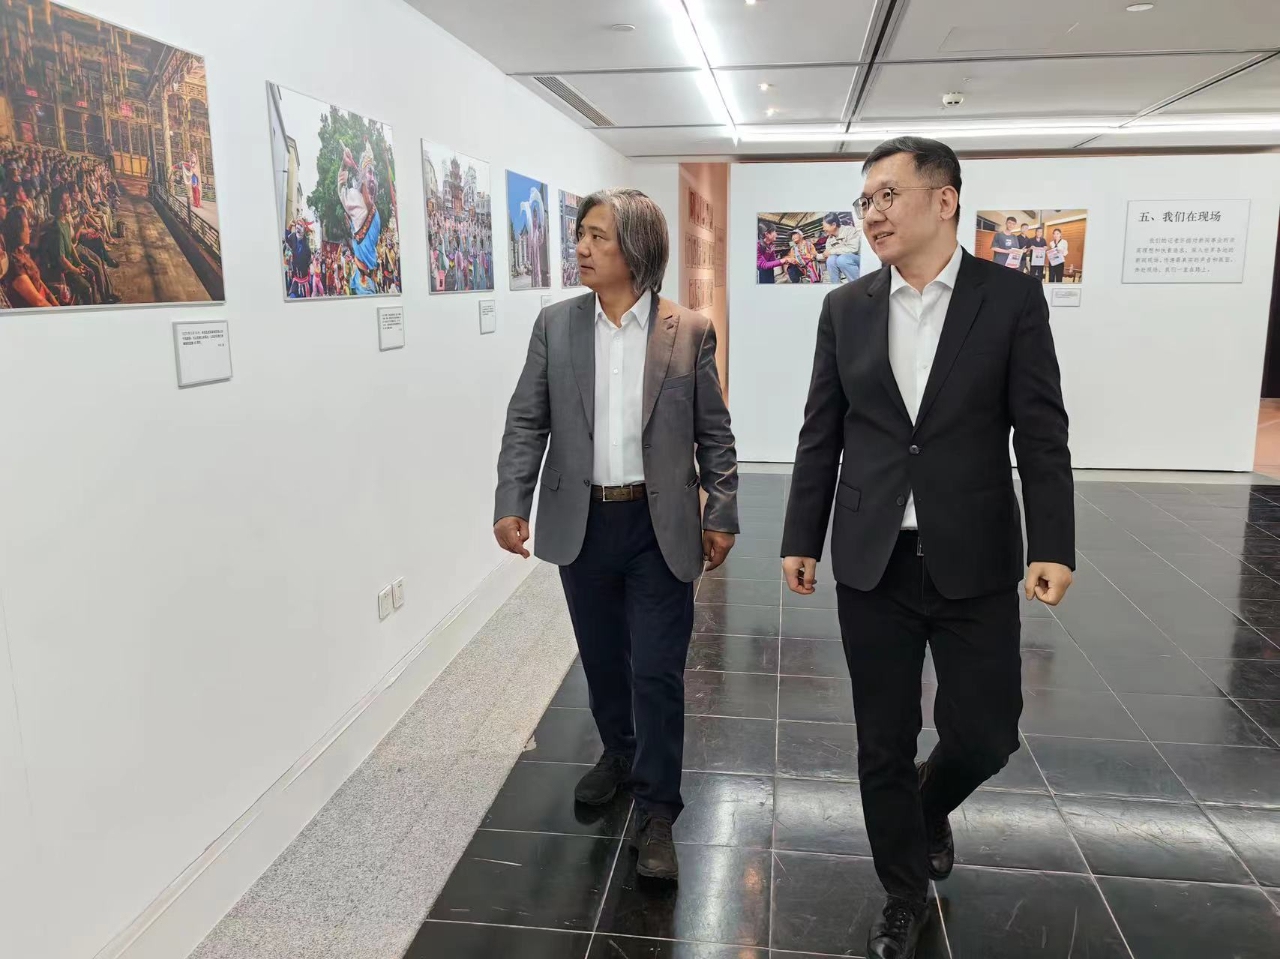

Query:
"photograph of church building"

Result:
[[0, 0, 224, 309]]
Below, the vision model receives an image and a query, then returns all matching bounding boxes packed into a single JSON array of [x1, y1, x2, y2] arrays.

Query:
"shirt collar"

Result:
[[595, 288, 653, 330], [890, 242, 964, 296]]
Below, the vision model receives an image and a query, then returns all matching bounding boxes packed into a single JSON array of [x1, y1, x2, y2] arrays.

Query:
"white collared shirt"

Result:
[[888, 243, 964, 529], [593, 289, 652, 486]]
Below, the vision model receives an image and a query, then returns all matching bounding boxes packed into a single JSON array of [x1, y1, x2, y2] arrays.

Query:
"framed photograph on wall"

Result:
[[422, 141, 493, 293], [0, 1, 226, 311], [506, 170, 550, 291], [756, 211, 862, 286], [975, 209, 1088, 284], [267, 82, 403, 299]]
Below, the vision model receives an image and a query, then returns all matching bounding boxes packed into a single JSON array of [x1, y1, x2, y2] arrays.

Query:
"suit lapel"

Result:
[[915, 252, 984, 431], [643, 296, 678, 431], [866, 270, 912, 427], [569, 294, 596, 431]]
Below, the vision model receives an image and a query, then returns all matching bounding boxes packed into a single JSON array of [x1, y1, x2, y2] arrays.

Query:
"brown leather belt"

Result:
[[592, 483, 647, 503]]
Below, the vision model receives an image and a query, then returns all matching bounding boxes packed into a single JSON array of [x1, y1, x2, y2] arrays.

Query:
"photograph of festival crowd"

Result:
[[756, 211, 861, 285], [975, 209, 1088, 283], [268, 83, 402, 299], [506, 169, 549, 291], [422, 141, 492, 293], [560, 189, 582, 288], [0, 0, 224, 310]]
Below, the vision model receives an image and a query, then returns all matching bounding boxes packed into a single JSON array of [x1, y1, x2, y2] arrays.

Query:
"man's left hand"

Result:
[[1025, 562, 1073, 606], [703, 531, 736, 572]]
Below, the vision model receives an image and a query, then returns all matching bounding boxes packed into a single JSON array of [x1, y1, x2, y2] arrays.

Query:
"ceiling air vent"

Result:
[[533, 76, 616, 128]]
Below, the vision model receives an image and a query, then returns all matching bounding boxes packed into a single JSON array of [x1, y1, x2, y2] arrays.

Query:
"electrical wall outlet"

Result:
[[378, 586, 393, 621], [391, 577, 405, 609]]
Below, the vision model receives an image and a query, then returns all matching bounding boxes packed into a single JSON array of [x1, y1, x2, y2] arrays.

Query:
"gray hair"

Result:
[[577, 188, 669, 294]]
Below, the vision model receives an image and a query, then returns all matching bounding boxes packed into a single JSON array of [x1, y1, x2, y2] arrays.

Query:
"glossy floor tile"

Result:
[[1058, 796, 1253, 883], [1098, 876, 1280, 958], [401, 479, 1280, 959]]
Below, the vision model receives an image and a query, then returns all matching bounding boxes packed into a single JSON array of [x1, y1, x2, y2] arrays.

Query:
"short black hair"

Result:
[[862, 136, 962, 223], [1006, 216, 1017, 224], [823, 212, 842, 227], [758, 220, 776, 238]]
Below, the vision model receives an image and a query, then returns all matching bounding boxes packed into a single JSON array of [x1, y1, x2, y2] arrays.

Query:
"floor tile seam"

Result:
[[770, 546, 784, 955], [1054, 617, 1273, 894], [589, 802, 635, 939], [1017, 736, 1139, 959]]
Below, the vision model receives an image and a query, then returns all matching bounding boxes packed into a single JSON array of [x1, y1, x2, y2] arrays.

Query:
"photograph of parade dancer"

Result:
[[267, 82, 402, 299], [0, 1, 225, 310], [422, 141, 492, 293], [506, 170, 549, 291], [560, 189, 583, 288]]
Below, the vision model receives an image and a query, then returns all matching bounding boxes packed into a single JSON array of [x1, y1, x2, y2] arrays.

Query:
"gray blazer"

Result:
[[495, 291, 739, 583]]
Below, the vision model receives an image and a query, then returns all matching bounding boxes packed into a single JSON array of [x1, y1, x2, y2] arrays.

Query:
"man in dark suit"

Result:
[[781, 137, 1074, 959], [495, 189, 739, 881]]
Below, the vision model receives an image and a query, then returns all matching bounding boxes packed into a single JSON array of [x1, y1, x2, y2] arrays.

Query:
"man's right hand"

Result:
[[494, 516, 531, 559], [784, 556, 818, 595]]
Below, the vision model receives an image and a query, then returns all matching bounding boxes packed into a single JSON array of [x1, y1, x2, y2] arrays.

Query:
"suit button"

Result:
[[583, 480, 590, 486], [909, 445, 920, 455], [896, 495, 906, 506]]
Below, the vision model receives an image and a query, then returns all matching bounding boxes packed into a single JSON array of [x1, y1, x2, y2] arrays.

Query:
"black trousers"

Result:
[[1048, 263, 1065, 283], [559, 497, 695, 821], [837, 532, 1022, 903]]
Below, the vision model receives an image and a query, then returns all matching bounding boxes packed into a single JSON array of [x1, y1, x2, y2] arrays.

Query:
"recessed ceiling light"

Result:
[[758, 82, 771, 91], [1125, 3, 1155, 11], [745, 0, 758, 6], [609, 23, 636, 32], [766, 107, 778, 117]]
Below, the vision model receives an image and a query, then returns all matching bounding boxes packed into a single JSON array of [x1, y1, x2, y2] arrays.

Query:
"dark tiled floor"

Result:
[[414, 476, 1280, 957]]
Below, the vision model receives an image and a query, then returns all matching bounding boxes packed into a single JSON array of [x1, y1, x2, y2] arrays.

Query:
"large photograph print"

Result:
[[560, 189, 583, 288], [506, 169, 549, 291], [756, 211, 862, 285], [0, 0, 224, 310], [267, 83, 402, 299], [422, 141, 492, 293], [976, 209, 1088, 283]]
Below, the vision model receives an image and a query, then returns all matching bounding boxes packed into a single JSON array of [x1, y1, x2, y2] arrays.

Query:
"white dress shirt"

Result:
[[592, 289, 652, 486], [888, 243, 964, 529]]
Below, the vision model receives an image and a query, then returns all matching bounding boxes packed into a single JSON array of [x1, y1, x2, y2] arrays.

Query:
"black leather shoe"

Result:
[[926, 814, 954, 880], [574, 753, 631, 805], [635, 815, 679, 881], [866, 897, 926, 959], [917, 761, 954, 880]]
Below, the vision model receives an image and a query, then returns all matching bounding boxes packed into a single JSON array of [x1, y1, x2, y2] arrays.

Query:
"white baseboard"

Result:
[[94, 555, 540, 959]]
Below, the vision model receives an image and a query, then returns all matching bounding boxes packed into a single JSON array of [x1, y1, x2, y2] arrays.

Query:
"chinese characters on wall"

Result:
[[1122, 200, 1250, 284]]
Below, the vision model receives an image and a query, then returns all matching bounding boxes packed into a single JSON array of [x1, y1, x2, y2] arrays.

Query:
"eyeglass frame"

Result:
[[852, 185, 943, 221]]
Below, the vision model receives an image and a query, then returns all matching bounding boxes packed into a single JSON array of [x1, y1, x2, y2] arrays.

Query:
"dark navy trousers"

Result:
[[559, 497, 695, 820]]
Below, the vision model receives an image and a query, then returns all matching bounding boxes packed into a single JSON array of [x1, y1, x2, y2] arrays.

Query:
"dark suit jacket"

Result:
[[781, 249, 1074, 600]]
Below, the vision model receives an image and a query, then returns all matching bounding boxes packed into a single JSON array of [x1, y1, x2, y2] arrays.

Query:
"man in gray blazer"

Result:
[[494, 188, 738, 881]]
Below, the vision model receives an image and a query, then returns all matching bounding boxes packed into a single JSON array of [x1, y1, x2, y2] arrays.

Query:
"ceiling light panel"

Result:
[[716, 66, 859, 123], [686, 0, 877, 67], [860, 54, 1257, 121], [406, 0, 691, 72], [559, 71, 727, 126], [883, 0, 1280, 59]]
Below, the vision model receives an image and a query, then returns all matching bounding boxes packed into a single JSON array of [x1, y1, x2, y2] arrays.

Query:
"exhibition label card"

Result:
[[378, 305, 405, 351], [1122, 199, 1250, 284], [173, 321, 232, 388], [479, 299, 498, 335]]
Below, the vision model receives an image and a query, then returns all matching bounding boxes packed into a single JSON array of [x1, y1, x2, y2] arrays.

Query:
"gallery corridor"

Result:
[[191, 472, 1280, 959]]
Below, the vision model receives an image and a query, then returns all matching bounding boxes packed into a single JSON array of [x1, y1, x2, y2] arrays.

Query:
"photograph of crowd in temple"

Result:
[[0, 1, 224, 310], [560, 189, 582, 288], [506, 169, 549, 291], [756, 211, 862, 285], [422, 141, 493, 294], [268, 83, 402, 300]]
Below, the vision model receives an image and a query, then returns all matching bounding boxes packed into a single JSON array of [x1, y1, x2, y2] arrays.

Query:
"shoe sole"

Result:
[[928, 863, 953, 881], [574, 785, 618, 806], [636, 862, 679, 881]]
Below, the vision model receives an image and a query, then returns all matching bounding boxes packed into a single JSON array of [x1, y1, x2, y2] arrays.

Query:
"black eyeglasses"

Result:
[[853, 186, 939, 220]]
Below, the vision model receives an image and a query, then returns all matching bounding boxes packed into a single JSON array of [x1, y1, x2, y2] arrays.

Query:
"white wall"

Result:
[[729, 155, 1280, 470], [0, 1, 637, 957]]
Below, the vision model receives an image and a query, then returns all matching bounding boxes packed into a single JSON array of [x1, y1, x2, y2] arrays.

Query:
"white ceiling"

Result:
[[406, 0, 1280, 159]]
